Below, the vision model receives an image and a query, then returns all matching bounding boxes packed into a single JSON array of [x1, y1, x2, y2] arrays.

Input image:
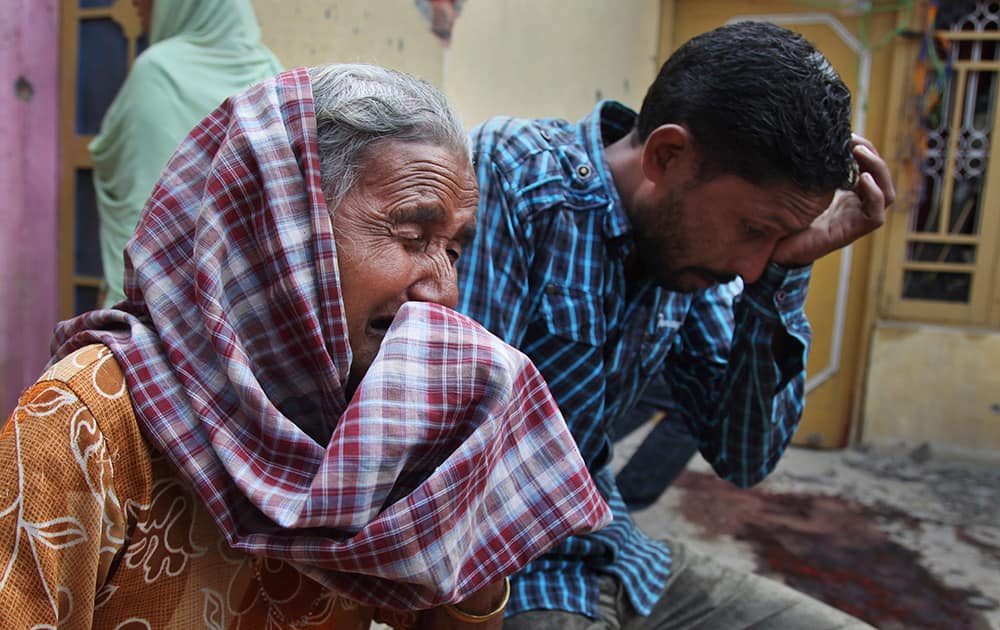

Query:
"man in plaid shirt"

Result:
[[456, 22, 895, 629]]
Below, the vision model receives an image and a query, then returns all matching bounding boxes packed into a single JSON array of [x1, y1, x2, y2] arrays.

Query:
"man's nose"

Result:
[[729, 248, 772, 285]]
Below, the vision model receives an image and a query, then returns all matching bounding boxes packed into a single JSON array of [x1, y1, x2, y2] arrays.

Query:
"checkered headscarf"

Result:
[[52, 68, 609, 609]]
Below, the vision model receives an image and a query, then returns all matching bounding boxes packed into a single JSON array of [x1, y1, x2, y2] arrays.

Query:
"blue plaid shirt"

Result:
[[455, 101, 813, 618]]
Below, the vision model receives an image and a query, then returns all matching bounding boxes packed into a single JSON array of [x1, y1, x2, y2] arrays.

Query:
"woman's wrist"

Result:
[[443, 577, 510, 623]]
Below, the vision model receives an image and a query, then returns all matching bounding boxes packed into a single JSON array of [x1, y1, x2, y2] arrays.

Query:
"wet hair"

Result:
[[308, 64, 470, 209], [637, 21, 856, 193]]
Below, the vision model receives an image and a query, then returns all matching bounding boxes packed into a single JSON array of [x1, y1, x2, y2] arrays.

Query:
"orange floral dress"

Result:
[[0, 344, 413, 629]]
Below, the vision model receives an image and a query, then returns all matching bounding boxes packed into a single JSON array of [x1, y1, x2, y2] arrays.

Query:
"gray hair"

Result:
[[307, 63, 470, 210]]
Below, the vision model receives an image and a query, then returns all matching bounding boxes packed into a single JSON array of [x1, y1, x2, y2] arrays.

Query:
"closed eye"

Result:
[[743, 222, 767, 239], [398, 231, 428, 251]]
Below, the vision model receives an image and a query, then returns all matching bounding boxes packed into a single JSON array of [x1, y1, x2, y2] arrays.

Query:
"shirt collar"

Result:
[[577, 100, 637, 241]]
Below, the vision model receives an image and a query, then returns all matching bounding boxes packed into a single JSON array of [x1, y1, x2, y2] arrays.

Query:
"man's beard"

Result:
[[633, 193, 735, 292]]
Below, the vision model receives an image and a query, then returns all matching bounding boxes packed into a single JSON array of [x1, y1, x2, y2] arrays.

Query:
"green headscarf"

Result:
[[90, 0, 282, 307]]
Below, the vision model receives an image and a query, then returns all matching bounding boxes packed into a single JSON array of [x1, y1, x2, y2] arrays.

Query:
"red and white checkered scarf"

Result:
[[52, 68, 610, 609]]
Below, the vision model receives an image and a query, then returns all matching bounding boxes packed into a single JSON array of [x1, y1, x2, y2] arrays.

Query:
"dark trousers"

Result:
[[504, 539, 872, 630], [612, 376, 698, 510]]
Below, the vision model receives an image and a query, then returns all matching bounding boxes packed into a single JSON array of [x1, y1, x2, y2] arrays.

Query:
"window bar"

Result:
[[939, 65, 968, 239]]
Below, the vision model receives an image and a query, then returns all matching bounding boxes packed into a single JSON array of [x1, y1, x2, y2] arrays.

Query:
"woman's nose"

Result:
[[409, 277, 458, 308], [408, 258, 459, 308]]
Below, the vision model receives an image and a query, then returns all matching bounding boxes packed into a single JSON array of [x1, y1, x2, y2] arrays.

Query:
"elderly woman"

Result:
[[0, 65, 609, 628]]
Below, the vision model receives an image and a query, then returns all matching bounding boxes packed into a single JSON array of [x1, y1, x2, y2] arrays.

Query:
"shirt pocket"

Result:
[[540, 283, 606, 347]]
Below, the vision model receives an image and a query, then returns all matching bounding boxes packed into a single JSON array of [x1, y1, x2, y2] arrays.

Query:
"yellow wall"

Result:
[[446, 0, 660, 126], [251, 0, 445, 84], [864, 322, 1000, 457], [250, 0, 661, 129]]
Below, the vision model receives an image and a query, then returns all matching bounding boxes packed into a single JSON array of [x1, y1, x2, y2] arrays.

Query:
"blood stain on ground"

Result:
[[674, 470, 993, 630]]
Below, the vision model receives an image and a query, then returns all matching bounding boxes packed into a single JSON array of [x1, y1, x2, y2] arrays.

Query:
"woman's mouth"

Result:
[[367, 315, 395, 338]]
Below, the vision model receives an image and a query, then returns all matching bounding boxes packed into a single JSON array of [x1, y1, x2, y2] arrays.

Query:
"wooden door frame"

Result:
[[58, 1, 143, 319]]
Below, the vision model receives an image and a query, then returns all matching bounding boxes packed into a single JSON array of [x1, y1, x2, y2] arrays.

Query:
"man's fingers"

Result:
[[850, 133, 878, 155], [853, 143, 896, 208], [855, 171, 887, 226]]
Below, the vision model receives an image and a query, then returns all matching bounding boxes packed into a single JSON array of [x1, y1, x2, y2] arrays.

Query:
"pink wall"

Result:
[[0, 0, 60, 416]]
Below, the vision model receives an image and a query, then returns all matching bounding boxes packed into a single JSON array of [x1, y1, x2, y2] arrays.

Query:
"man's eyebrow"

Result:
[[765, 213, 801, 235]]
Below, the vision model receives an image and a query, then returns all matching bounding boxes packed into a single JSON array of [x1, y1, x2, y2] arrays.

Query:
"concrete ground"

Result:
[[613, 424, 1000, 629], [377, 427, 1000, 629]]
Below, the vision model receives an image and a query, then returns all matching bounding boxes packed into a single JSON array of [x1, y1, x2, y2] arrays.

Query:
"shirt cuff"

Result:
[[741, 262, 811, 322]]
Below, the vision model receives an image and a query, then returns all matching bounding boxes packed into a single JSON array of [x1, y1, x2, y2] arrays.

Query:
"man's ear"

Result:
[[640, 124, 695, 185]]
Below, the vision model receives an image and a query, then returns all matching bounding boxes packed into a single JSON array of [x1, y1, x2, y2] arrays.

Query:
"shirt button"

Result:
[[775, 290, 787, 303], [576, 164, 592, 178], [546, 284, 558, 295]]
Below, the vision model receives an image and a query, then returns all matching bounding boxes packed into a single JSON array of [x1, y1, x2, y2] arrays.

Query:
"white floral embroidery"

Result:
[[56, 586, 73, 625], [124, 478, 207, 583], [91, 351, 127, 399], [23, 518, 88, 550], [68, 404, 126, 557], [201, 588, 226, 630], [0, 388, 99, 621], [20, 387, 77, 418], [94, 583, 118, 610]]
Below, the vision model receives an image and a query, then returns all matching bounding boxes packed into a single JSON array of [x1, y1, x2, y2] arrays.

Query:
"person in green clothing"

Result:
[[90, 0, 282, 307]]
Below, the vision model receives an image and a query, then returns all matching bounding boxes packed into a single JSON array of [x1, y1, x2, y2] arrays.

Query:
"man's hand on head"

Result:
[[771, 134, 896, 268]]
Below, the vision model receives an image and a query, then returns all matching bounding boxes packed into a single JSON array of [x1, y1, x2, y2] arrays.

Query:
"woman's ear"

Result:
[[640, 124, 695, 185]]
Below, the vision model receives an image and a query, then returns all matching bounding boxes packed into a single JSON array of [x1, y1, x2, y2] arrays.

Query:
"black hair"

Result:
[[637, 21, 856, 193]]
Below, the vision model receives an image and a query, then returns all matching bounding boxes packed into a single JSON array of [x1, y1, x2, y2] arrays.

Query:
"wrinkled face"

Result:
[[332, 141, 478, 396], [132, 0, 153, 34], [631, 173, 832, 292]]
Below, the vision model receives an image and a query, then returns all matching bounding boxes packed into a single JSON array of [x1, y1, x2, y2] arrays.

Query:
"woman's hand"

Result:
[[411, 578, 509, 629]]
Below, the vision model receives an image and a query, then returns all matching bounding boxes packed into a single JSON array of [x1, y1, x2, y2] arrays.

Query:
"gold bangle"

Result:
[[442, 576, 511, 623]]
